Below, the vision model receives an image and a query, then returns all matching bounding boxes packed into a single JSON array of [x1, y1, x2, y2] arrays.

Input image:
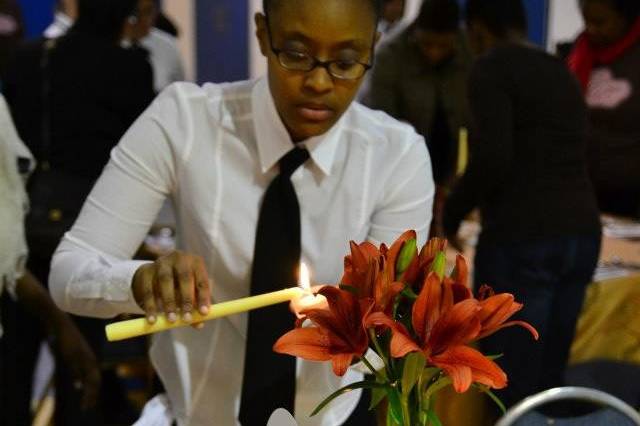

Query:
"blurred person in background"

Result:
[[568, 0, 640, 218], [0, 93, 99, 426], [0, 0, 23, 83], [43, 0, 76, 39], [4, 0, 154, 423], [362, 0, 471, 237], [152, 0, 179, 37], [444, 0, 601, 410], [378, 0, 405, 34], [46, 0, 185, 92]]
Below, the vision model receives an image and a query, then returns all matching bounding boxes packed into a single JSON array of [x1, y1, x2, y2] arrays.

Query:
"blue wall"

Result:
[[18, 0, 55, 38], [196, 0, 249, 84], [523, 0, 549, 46]]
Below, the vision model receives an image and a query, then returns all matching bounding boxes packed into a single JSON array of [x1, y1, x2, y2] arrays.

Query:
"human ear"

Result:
[[254, 13, 269, 57]]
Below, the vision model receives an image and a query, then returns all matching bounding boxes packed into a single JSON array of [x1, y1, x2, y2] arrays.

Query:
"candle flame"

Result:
[[299, 262, 311, 291]]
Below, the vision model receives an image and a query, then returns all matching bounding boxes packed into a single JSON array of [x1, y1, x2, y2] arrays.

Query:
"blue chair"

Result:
[[495, 387, 640, 426]]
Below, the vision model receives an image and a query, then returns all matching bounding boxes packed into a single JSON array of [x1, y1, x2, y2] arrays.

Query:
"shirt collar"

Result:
[[251, 77, 343, 176]]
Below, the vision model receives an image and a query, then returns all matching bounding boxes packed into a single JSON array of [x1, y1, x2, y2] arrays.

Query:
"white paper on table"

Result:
[[593, 265, 634, 282], [267, 408, 299, 426], [132, 394, 174, 426], [602, 216, 640, 239]]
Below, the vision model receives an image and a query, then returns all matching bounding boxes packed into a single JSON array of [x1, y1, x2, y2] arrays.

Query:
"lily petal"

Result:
[[315, 287, 367, 347], [365, 312, 421, 358], [478, 294, 521, 327], [421, 238, 448, 262], [476, 293, 538, 341], [341, 241, 380, 289], [451, 283, 473, 304], [431, 346, 507, 393], [373, 260, 404, 313], [412, 272, 443, 344], [331, 353, 355, 376], [478, 320, 540, 341], [428, 299, 481, 355], [452, 254, 469, 288], [273, 327, 332, 361]]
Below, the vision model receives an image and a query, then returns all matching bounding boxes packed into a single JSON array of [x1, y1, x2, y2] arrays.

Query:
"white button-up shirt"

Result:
[[50, 78, 434, 425]]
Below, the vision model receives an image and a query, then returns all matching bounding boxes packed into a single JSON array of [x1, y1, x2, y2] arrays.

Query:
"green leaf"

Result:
[[401, 352, 426, 396], [424, 409, 443, 426], [423, 376, 452, 402], [396, 238, 417, 278], [473, 384, 507, 414], [387, 404, 401, 425], [385, 387, 404, 425], [431, 252, 446, 280], [419, 368, 441, 393], [486, 353, 504, 361], [369, 386, 387, 411], [311, 380, 389, 416], [418, 367, 440, 415]]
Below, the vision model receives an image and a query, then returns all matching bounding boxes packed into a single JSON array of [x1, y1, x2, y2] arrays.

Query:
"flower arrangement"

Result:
[[274, 231, 539, 426]]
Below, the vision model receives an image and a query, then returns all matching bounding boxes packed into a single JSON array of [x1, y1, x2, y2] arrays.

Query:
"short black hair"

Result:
[[465, 0, 528, 38], [580, 0, 640, 21], [415, 0, 460, 33], [263, 0, 382, 23], [73, 0, 138, 42]]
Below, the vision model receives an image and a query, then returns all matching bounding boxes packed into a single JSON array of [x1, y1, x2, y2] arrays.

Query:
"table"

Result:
[[570, 231, 640, 365]]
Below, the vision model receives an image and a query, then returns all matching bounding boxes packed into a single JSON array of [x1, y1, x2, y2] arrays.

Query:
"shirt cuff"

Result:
[[109, 260, 151, 315]]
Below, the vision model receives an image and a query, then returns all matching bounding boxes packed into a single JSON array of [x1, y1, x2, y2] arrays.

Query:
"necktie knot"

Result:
[[279, 146, 310, 178]]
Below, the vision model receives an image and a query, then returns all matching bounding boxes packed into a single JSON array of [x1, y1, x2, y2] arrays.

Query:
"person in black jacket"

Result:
[[5, 0, 155, 185], [3, 0, 155, 424], [444, 0, 602, 409]]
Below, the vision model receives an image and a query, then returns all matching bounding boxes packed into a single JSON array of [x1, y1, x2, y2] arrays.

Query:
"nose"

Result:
[[303, 65, 334, 94]]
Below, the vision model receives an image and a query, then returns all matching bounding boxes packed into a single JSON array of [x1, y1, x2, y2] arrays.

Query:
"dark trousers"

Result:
[[0, 292, 43, 426], [475, 234, 601, 408]]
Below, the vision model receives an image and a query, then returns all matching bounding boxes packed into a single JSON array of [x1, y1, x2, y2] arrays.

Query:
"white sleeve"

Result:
[[49, 92, 183, 318], [368, 132, 434, 248]]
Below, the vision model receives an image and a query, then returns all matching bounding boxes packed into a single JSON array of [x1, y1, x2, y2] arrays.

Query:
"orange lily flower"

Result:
[[476, 285, 540, 340], [273, 286, 373, 376], [366, 272, 508, 392], [341, 231, 417, 313]]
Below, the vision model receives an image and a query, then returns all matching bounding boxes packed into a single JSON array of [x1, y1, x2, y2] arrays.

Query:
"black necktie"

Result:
[[239, 146, 310, 425]]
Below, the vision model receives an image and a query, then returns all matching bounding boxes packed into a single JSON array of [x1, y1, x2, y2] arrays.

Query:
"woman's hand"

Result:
[[132, 251, 212, 325]]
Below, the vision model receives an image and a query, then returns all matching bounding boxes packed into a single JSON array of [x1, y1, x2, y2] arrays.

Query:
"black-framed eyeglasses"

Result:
[[264, 14, 375, 80]]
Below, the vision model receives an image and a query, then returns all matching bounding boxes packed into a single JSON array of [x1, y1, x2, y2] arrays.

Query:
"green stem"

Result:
[[369, 328, 392, 377], [401, 394, 412, 426], [360, 355, 386, 383]]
